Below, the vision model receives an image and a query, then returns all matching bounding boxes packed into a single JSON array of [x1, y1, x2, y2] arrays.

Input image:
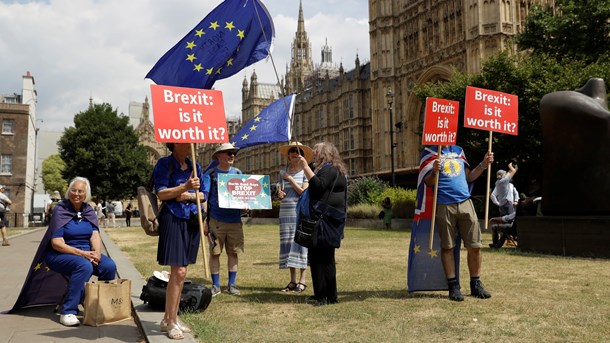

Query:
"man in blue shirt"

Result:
[[203, 143, 243, 296], [423, 145, 493, 301]]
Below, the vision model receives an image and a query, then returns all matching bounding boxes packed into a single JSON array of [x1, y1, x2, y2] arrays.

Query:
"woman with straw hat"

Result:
[[277, 142, 313, 292]]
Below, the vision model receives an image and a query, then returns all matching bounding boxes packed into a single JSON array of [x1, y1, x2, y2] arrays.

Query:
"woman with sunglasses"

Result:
[[277, 142, 313, 293]]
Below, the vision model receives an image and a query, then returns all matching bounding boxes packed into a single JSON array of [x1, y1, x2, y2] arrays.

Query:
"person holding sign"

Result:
[[423, 145, 493, 301], [277, 142, 312, 293], [203, 143, 244, 297], [153, 142, 205, 339]]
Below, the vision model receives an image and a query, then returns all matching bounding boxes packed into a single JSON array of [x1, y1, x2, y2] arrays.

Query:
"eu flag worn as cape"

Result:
[[230, 94, 294, 148], [8, 200, 98, 313], [146, 0, 274, 90], [407, 147, 461, 292]]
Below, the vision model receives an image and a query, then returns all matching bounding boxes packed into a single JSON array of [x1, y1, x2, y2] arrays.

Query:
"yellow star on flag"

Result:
[[225, 22, 235, 31], [227, 58, 234, 66], [414, 244, 421, 253], [237, 30, 245, 40], [254, 116, 262, 122], [186, 54, 196, 62], [186, 41, 196, 50], [34, 263, 42, 271], [195, 29, 205, 37], [249, 125, 257, 131], [219, 180, 226, 187], [193, 64, 203, 72], [209, 21, 219, 30], [216, 68, 223, 74], [428, 249, 438, 258], [260, 193, 267, 198], [241, 134, 249, 140], [206, 68, 214, 75]]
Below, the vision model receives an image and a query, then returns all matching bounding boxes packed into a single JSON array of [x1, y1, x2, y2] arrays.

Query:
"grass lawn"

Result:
[[106, 224, 610, 343]]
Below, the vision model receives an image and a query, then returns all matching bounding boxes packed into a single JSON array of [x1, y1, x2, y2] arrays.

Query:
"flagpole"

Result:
[[190, 143, 210, 278], [429, 145, 441, 251], [484, 131, 493, 231]]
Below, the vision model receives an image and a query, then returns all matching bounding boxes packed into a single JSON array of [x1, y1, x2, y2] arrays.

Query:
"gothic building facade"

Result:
[[170, 0, 556, 187]]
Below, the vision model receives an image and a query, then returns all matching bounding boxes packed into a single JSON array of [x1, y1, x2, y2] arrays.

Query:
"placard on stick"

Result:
[[464, 86, 519, 135], [422, 97, 460, 145], [150, 84, 229, 143]]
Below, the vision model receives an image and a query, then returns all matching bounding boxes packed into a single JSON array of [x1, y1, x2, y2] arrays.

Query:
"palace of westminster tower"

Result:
[[139, 0, 555, 187]]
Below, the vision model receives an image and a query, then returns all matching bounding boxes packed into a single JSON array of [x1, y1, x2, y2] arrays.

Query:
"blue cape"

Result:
[[7, 200, 98, 313]]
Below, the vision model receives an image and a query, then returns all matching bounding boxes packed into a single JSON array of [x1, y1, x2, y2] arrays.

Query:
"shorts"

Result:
[[208, 217, 244, 255], [436, 199, 482, 249]]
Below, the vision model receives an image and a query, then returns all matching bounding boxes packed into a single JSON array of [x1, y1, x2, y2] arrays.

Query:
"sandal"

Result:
[[281, 281, 297, 292], [167, 323, 184, 340], [2, 240, 9, 246], [161, 319, 191, 333], [294, 283, 307, 292]]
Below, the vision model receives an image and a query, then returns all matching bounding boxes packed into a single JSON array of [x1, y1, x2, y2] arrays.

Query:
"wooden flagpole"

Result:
[[190, 143, 210, 278], [429, 145, 441, 250]]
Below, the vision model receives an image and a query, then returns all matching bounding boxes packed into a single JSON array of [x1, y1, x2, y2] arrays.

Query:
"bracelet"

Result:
[[479, 162, 488, 170]]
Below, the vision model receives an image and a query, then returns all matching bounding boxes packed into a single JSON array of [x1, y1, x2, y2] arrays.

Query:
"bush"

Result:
[[375, 188, 417, 219], [348, 176, 388, 206], [347, 203, 383, 219], [251, 200, 280, 218]]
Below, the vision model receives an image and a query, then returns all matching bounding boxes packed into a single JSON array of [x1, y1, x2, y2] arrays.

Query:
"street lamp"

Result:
[[386, 88, 395, 187]]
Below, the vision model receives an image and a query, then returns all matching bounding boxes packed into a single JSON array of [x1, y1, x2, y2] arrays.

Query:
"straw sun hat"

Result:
[[279, 142, 314, 162]]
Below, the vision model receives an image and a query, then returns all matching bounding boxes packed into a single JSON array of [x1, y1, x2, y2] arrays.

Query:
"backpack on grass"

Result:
[[140, 273, 212, 313]]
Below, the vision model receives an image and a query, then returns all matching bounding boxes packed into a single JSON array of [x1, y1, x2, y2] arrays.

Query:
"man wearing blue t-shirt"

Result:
[[423, 145, 493, 301], [203, 143, 243, 297]]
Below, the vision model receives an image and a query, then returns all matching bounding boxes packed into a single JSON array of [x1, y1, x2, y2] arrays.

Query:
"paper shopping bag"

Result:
[[83, 279, 132, 326]]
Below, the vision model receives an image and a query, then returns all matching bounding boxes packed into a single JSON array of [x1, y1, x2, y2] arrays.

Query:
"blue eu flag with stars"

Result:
[[230, 94, 294, 149], [146, 0, 274, 89]]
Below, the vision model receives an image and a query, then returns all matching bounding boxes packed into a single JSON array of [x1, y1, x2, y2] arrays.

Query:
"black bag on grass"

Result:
[[140, 274, 212, 313]]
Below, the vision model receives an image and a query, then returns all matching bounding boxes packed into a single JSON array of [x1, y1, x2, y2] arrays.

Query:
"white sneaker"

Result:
[[59, 314, 80, 326]]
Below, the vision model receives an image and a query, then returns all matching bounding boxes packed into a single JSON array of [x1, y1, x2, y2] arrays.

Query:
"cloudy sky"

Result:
[[0, 0, 370, 133]]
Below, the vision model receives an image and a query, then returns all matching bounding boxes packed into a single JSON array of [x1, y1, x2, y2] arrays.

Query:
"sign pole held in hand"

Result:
[[464, 86, 519, 231], [422, 97, 460, 250], [190, 143, 210, 278]]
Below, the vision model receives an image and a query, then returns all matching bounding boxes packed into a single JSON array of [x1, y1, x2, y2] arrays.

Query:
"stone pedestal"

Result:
[[518, 216, 610, 258]]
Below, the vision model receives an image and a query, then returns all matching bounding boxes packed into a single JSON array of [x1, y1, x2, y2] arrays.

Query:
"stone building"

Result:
[[163, 0, 556, 187], [0, 71, 38, 226]]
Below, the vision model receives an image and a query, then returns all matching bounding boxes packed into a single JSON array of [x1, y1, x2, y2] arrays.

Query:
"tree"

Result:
[[58, 103, 152, 200], [516, 0, 610, 64], [41, 154, 68, 194]]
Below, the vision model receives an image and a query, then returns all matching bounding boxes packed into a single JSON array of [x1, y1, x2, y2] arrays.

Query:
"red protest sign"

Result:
[[422, 97, 460, 145], [464, 86, 518, 135], [149, 84, 229, 143]]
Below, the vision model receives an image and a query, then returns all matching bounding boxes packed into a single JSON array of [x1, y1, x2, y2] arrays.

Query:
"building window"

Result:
[[0, 155, 12, 174], [2, 119, 14, 134]]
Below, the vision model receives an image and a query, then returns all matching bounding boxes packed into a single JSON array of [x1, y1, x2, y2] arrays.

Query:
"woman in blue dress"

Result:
[[153, 142, 205, 340], [277, 142, 313, 292]]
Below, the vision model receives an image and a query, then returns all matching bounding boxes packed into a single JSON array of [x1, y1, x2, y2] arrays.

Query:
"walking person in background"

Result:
[[154, 142, 205, 340], [106, 201, 116, 228], [0, 185, 12, 246], [124, 202, 133, 227], [297, 142, 347, 306], [277, 142, 313, 293], [95, 200, 105, 228]]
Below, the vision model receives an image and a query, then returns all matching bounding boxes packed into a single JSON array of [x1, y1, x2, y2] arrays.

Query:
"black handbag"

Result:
[[295, 170, 344, 248]]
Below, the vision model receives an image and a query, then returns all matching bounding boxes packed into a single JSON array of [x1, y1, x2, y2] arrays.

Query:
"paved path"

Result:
[[0, 228, 197, 343]]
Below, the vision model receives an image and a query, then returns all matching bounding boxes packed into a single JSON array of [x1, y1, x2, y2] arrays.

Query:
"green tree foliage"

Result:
[[516, 0, 610, 64], [58, 103, 152, 200], [41, 154, 68, 194]]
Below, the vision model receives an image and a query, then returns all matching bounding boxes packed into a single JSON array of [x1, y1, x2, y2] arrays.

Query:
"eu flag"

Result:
[[230, 94, 294, 148], [407, 147, 461, 292], [146, 0, 274, 89]]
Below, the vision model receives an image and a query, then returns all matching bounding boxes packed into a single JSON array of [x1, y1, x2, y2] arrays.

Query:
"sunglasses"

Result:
[[225, 151, 237, 157]]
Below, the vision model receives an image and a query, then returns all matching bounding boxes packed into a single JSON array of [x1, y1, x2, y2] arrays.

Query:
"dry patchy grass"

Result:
[[106, 225, 610, 343]]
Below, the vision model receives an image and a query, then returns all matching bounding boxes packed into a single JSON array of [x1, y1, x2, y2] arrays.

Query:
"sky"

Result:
[[0, 0, 370, 133]]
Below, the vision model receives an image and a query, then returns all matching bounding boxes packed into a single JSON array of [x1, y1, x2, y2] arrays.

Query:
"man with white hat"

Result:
[[0, 185, 13, 246], [203, 143, 244, 296]]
